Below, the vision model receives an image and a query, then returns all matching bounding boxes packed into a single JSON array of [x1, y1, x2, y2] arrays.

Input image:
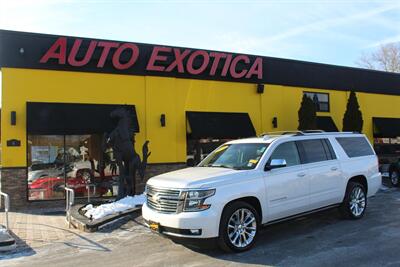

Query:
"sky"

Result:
[[1, 0, 399, 106]]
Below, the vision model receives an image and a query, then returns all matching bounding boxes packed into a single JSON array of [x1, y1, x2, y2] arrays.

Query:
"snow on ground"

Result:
[[83, 194, 145, 220]]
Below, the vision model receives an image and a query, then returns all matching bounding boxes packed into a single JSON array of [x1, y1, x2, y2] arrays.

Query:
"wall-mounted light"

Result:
[[160, 114, 166, 127], [10, 111, 17, 126], [272, 117, 278, 128], [257, 84, 264, 94], [19, 48, 24, 54]]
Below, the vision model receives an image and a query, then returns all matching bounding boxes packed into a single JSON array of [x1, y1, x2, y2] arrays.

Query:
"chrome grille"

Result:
[[146, 185, 181, 213]]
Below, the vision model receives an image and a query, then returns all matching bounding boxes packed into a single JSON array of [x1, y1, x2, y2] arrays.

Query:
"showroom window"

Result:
[[28, 134, 119, 201], [28, 135, 65, 200], [26, 102, 138, 201], [304, 92, 330, 112]]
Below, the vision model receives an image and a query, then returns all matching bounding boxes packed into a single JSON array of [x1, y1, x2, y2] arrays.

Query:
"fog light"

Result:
[[190, 229, 201, 235]]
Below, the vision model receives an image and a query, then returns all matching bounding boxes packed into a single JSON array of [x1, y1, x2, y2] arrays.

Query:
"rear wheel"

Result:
[[218, 201, 259, 252], [340, 182, 367, 219], [390, 170, 400, 187]]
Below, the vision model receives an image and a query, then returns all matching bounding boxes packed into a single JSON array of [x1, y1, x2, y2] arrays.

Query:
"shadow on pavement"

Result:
[[0, 231, 36, 261], [97, 212, 143, 234], [16, 222, 111, 252], [172, 183, 399, 266]]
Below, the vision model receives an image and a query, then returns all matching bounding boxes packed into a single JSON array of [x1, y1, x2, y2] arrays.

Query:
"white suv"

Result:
[[142, 132, 381, 252]]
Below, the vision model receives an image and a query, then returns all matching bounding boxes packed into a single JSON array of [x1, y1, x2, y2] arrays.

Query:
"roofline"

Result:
[[1, 29, 400, 95], [1, 28, 399, 78]]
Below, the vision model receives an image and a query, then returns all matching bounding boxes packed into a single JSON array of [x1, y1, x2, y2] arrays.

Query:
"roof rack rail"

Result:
[[259, 130, 360, 138], [300, 131, 360, 135], [259, 131, 303, 137], [301, 130, 325, 134]]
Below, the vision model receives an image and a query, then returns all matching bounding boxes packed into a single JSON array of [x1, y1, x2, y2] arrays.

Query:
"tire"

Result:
[[218, 201, 260, 253], [390, 170, 400, 187], [340, 182, 367, 219]]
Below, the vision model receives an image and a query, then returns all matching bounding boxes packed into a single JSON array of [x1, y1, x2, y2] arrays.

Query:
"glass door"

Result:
[[28, 135, 65, 200]]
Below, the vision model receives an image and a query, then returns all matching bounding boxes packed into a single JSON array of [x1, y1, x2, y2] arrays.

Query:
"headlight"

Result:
[[182, 189, 215, 212]]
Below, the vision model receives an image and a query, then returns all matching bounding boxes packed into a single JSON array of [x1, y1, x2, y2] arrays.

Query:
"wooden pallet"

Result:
[[68, 203, 142, 232]]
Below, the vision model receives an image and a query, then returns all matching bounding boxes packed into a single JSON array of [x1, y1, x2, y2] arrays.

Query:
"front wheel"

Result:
[[390, 170, 400, 187], [340, 182, 367, 219], [218, 201, 260, 252]]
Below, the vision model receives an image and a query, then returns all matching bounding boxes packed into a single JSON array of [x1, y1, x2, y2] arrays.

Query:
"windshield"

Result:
[[198, 143, 269, 170]]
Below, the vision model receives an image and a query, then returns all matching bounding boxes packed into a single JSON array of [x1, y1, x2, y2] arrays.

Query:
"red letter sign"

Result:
[[68, 39, 98, 67], [165, 48, 191, 73], [40, 37, 67, 64], [39, 37, 263, 81], [230, 55, 250, 78], [97, 41, 119, 68], [221, 54, 233, 77], [209, 52, 227, 76], [147, 46, 172, 71], [187, 50, 210, 75], [112, 43, 140, 70], [245, 57, 263, 79]]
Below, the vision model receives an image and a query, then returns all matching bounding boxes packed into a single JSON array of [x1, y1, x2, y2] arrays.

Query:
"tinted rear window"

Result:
[[336, 137, 374, 158], [298, 139, 329, 163]]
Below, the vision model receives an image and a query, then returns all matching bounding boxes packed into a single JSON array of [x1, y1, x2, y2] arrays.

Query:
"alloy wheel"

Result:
[[227, 208, 257, 248], [349, 186, 366, 217]]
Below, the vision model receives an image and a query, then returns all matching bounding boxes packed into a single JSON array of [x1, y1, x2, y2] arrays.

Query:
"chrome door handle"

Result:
[[331, 167, 338, 171], [297, 172, 306, 177]]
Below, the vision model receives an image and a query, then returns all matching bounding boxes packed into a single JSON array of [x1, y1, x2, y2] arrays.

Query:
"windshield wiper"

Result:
[[206, 164, 233, 169], [232, 167, 249, 170], [200, 164, 250, 170]]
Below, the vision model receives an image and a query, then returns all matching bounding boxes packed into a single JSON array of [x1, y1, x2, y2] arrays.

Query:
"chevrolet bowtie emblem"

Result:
[[152, 193, 161, 203]]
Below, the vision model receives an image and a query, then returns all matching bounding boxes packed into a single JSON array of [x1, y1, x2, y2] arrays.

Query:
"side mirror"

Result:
[[265, 159, 287, 171]]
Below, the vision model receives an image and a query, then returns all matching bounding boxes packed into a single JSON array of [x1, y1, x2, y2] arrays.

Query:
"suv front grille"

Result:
[[146, 185, 181, 213]]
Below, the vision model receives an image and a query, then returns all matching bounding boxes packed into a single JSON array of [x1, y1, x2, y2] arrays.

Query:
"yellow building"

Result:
[[1, 30, 400, 209]]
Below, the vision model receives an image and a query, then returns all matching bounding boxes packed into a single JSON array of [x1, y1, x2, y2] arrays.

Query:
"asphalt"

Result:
[[2, 179, 400, 267]]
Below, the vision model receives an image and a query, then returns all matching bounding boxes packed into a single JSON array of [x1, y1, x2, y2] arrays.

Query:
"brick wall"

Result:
[[1, 163, 186, 211], [1, 168, 28, 210]]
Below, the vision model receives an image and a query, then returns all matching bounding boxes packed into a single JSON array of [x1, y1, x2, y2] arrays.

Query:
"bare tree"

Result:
[[357, 43, 400, 73]]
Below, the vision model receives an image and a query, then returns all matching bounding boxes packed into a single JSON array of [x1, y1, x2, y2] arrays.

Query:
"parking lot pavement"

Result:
[[0, 210, 77, 254], [2, 181, 400, 267]]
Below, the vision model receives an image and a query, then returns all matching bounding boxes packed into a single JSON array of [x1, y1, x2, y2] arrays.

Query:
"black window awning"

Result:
[[316, 116, 338, 132], [186, 111, 256, 139], [373, 117, 400, 138], [27, 102, 139, 135]]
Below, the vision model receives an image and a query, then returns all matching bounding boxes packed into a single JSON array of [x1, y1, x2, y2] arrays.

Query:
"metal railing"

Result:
[[64, 187, 75, 228], [0, 191, 10, 230], [86, 184, 97, 203]]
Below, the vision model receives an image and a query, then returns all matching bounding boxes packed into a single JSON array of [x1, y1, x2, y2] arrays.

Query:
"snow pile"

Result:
[[83, 194, 145, 220]]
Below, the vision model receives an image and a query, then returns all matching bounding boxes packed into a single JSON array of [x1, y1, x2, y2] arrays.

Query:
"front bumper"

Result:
[[142, 202, 220, 238]]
